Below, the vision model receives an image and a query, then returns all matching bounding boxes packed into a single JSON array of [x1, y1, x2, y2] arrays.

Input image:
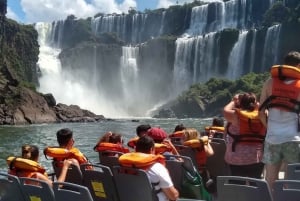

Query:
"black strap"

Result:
[[278, 65, 286, 81], [227, 126, 265, 152]]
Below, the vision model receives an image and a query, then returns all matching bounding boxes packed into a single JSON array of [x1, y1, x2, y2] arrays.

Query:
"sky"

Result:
[[6, 0, 200, 23]]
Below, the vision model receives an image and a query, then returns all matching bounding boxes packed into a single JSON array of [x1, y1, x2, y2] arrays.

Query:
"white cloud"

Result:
[[6, 7, 21, 22], [20, 0, 137, 23]]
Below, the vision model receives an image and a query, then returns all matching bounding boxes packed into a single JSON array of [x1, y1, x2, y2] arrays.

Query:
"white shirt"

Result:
[[147, 163, 174, 201], [266, 108, 300, 144]]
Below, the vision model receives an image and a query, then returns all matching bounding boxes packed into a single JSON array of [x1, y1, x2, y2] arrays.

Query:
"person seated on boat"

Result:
[[120, 135, 179, 201], [93, 131, 129, 156], [182, 128, 215, 192], [182, 128, 214, 172], [8, 144, 74, 187], [127, 124, 151, 149], [44, 128, 89, 167], [146, 127, 181, 159], [223, 92, 266, 180], [169, 124, 186, 144], [203, 116, 225, 139]]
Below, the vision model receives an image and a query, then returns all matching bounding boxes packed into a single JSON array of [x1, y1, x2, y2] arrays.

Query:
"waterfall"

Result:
[[35, 22, 125, 117], [227, 30, 248, 78], [120, 46, 139, 105], [249, 29, 257, 72], [188, 5, 209, 35], [173, 32, 219, 93], [262, 24, 281, 69], [35, 0, 281, 117]]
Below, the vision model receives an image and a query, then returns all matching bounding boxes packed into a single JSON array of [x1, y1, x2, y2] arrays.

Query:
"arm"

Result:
[[259, 78, 272, 127], [223, 100, 237, 123], [56, 159, 73, 183], [162, 186, 179, 201]]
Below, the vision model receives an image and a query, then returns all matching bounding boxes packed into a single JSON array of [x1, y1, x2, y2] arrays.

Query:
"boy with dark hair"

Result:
[[135, 135, 179, 201]]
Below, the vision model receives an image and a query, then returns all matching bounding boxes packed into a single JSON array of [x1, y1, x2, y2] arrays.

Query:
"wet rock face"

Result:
[[0, 85, 105, 125]]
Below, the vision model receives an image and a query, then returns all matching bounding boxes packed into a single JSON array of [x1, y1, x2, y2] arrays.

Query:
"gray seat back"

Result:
[[217, 176, 272, 201], [206, 138, 230, 177], [53, 181, 93, 201], [19, 177, 55, 201], [175, 145, 198, 170], [273, 180, 300, 201], [0, 172, 27, 201], [98, 150, 123, 170], [165, 155, 197, 192], [52, 161, 83, 184], [112, 166, 155, 201], [81, 163, 119, 201], [286, 163, 300, 180]]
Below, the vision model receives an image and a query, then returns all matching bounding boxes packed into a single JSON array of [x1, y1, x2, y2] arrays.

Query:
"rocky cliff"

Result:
[[0, 7, 105, 125]]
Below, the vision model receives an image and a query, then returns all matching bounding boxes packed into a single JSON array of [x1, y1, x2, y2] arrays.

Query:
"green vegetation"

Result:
[[170, 72, 270, 118]]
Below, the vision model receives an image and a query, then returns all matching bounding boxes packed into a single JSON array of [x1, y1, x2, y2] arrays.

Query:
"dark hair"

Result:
[[135, 135, 154, 153], [99, 132, 122, 144], [29, 145, 39, 160], [174, 124, 186, 132], [284, 51, 300, 66], [56, 128, 73, 146], [239, 93, 256, 111], [136, 124, 151, 137], [212, 117, 224, 127]]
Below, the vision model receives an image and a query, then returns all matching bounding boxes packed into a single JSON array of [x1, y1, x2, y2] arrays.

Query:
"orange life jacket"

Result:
[[169, 130, 184, 138], [204, 126, 225, 133], [183, 139, 202, 148], [260, 65, 300, 113], [44, 146, 88, 164], [118, 152, 166, 170], [227, 109, 266, 151], [154, 143, 173, 154], [94, 142, 129, 153], [7, 156, 47, 178]]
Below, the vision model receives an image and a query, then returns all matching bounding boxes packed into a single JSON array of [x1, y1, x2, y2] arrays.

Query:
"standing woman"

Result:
[[223, 93, 266, 179]]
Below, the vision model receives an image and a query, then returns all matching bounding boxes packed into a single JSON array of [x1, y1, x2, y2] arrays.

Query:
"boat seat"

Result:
[[273, 179, 300, 201], [53, 181, 93, 201], [19, 177, 55, 201], [81, 163, 119, 201], [0, 172, 27, 201], [217, 176, 272, 201], [286, 163, 300, 180], [52, 160, 83, 185], [98, 150, 123, 170], [112, 166, 156, 201], [206, 138, 230, 177]]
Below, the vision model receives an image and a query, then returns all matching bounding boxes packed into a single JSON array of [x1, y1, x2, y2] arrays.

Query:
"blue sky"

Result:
[[6, 0, 198, 23]]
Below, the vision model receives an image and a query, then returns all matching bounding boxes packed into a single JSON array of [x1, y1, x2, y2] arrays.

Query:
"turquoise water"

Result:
[[0, 118, 212, 172]]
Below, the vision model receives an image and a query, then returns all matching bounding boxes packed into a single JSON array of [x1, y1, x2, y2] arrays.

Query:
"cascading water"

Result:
[[35, 22, 126, 117], [36, 0, 282, 117], [262, 24, 281, 69], [227, 30, 248, 78]]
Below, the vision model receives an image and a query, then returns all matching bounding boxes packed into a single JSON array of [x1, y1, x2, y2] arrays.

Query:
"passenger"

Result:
[[182, 128, 214, 174], [127, 124, 151, 148], [135, 135, 179, 201], [204, 116, 225, 139], [169, 124, 186, 144], [147, 127, 181, 158], [259, 51, 300, 190], [44, 128, 89, 166], [223, 92, 266, 179], [21, 144, 32, 159], [94, 131, 129, 154], [8, 144, 74, 187]]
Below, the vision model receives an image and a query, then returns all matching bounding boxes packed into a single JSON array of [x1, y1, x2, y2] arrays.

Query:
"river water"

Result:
[[0, 118, 212, 172]]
